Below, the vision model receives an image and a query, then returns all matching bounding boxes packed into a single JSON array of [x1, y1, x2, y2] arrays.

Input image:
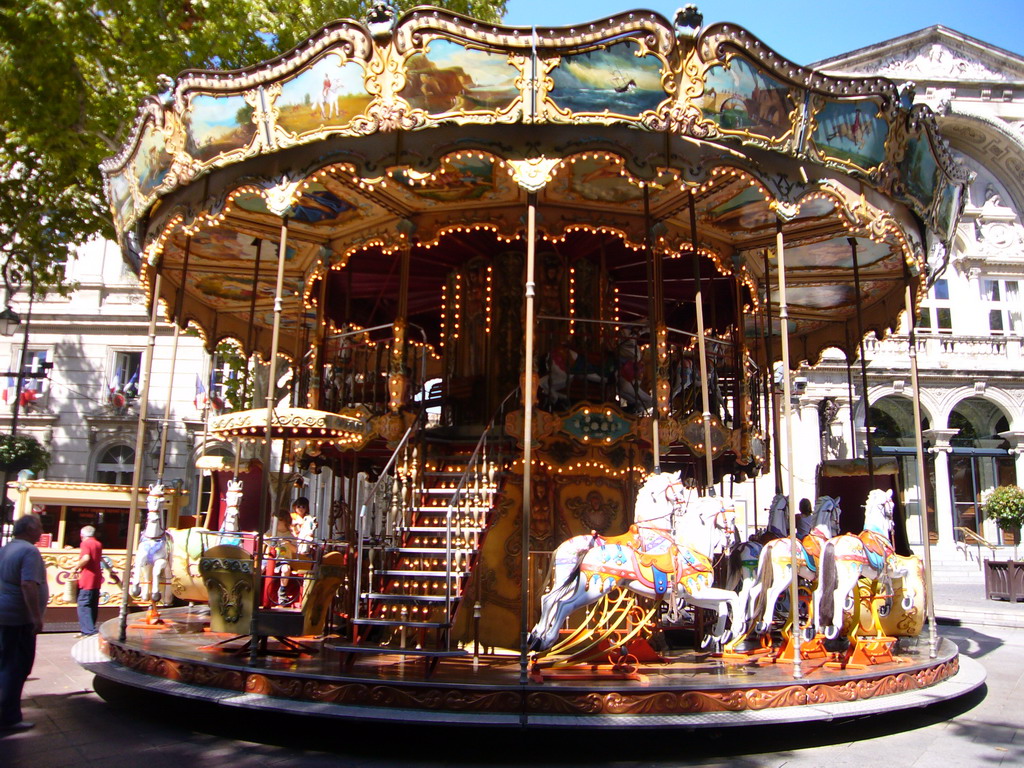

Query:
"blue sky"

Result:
[[503, 1, 1024, 63]]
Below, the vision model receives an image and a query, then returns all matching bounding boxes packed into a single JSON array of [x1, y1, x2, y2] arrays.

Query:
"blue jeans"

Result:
[[0, 623, 36, 726], [77, 588, 99, 636]]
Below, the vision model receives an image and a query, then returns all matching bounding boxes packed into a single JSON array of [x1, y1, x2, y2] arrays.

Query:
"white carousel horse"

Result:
[[539, 472, 691, 602], [722, 493, 788, 629], [746, 496, 843, 636], [813, 489, 913, 640], [615, 336, 653, 412], [130, 483, 171, 604], [295, 513, 317, 556], [217, 478, 244, 546], [529, 481, 742, 652]]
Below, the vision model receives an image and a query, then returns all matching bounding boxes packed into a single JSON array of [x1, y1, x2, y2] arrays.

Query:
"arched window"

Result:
[[95, 444, 135, 485]]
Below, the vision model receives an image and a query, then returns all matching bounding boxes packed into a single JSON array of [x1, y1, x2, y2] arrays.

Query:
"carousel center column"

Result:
[[923, 428, 959, 553]]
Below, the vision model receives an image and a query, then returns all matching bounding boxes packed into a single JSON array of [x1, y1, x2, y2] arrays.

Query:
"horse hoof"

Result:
[[803, 626, 816, 642], [902, 595, 914, 611], [129, 585, 140, 599], [755, 620, 768, 635], [700, 634, 714, 650], [824, 626, 838, 640]]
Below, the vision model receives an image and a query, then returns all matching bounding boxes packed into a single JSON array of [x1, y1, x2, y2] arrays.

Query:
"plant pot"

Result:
[[984, 559, 1024, 602]]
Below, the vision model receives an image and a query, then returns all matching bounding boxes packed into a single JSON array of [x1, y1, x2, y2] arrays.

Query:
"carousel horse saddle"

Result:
[[600, 525, 641, 548], [800, 534, 823, 572], [858, 530, 895, 572]]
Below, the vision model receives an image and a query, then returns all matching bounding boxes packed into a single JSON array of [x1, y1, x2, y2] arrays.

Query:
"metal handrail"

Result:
[[353, 409, 424, 625], [954, 526, 999, 557], [439, 388, 519, 645]]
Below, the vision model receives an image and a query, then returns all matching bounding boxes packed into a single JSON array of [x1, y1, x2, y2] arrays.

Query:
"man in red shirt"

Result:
[[75, 526, 103, 637]]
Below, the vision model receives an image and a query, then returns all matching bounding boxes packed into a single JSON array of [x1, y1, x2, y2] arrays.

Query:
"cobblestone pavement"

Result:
[[1, 586, 1022, 767]]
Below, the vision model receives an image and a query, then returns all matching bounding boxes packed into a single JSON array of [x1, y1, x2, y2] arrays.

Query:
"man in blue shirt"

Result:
[[0, 514, 47, 732]]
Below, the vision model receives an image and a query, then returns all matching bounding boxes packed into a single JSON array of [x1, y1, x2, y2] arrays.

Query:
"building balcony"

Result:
[[859, 333, 1023, 372]]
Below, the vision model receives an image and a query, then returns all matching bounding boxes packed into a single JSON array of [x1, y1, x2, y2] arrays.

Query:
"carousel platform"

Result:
[[73, 607, 983, 728]]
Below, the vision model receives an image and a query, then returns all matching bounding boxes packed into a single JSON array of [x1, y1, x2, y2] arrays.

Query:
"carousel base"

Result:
[[74, 607, 983, 729]]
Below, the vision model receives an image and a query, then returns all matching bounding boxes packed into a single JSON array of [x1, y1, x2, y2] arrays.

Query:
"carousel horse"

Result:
[[539, 472, 691, 602], [129, 483, 171, 604], [722, 493, 788, 629], [529, 480, 743, 652], [747, 496, 843, 636], [294, 513, 317, 556], [218, 478, 244, 546], [813, 488, 914, 640], [615, 336, 653, 412], [539, 341, 612, 411]]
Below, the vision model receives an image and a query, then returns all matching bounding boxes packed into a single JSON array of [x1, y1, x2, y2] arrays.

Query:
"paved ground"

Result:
[[1, 581, 1022, 767]]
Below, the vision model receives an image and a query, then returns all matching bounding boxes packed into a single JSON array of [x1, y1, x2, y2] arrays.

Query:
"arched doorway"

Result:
[[868, 396, 933, 545], [947, 398, 1015, 539]]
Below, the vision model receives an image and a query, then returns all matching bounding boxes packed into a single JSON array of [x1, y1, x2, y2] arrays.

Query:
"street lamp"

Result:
[[0, 306, 21, 337]]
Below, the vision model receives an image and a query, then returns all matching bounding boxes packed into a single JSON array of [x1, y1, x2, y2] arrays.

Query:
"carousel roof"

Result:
[[101, 7, 969, 366]]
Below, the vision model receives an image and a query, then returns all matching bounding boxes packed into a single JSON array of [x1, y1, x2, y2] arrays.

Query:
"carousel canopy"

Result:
[[101, 7, 969, 366]]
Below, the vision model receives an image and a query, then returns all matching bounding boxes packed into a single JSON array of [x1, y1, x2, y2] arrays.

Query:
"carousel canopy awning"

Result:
[[102, 7, 969, 366]]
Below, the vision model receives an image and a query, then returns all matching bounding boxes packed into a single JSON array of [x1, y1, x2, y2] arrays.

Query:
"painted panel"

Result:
[[900, 135, 939, 211], [567, 157, 643, 203], [400, 39, 519, 114], [234, 185, 357, 226], [108, 171, 135, 227], [698, 57, 793, 139], [184, 93, 257, 163], [780, 236, 890, 270], [275, 54, 370, 134], [812, 100, 888, 171], [549, 41, 665, 116], [708, 186, 772, 231], [186, 272, 302, 306], [134, 123, 174, 198], [172, 228, 296, 264], [392, 156, 498, 202]]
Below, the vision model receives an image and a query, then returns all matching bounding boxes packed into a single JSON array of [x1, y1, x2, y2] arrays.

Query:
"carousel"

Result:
[[73, 5, 984, 727]]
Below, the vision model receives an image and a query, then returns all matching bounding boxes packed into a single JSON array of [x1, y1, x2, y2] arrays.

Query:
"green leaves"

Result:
[[0, 0, 507, 270], [0, 433, 51, 474], [983, 485, 1024, 532]]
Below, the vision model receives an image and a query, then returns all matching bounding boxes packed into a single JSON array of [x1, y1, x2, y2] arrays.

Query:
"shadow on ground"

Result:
[[91, 677, 988, 764]]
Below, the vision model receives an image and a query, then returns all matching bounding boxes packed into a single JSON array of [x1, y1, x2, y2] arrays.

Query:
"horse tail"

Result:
[[818, 542, 837, 628], [749, 545, 774, 623]]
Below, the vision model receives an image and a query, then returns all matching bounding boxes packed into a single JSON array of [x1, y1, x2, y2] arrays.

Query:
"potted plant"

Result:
[[981, 485, 1024, 602], [0, 433, 50, 474]]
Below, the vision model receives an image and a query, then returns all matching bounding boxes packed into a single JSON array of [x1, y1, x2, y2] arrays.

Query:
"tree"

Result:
[[0, 1, 507, 268]]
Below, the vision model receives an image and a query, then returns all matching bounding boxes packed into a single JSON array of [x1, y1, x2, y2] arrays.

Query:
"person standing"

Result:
[[0, 514, 47, 732], [75, 525, 103, 637]]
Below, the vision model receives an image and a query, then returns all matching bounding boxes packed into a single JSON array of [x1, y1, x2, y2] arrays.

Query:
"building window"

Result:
[[110, 350, 142, 397], [95, 444, 135, 485], [916, 279, 953, 333], [980, 278, 1022, 335], [5, 348, 51, 407]]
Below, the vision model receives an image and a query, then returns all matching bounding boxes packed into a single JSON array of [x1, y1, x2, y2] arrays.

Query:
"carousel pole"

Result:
[[688, 191, 715, 493], [903, 261, 939, 657], [155, 236, 192, 483], [232, 238, 264, 480], [775, 220, 802, 679], [520, 191, 538, 686], [249, 214, 290, 664], [844, 325, 859, 459], [762, 250, 783, 497], [644, 186, 662, 470], [849, 238, 875, 481], [118, 267, 163, 643]]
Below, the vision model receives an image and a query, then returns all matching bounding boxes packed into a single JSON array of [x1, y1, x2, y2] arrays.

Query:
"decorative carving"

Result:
[[857, 43, 1011, 82]]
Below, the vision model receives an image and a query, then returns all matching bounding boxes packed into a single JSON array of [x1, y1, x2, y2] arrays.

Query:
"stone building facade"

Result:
[[751, 27, 1024, 557]]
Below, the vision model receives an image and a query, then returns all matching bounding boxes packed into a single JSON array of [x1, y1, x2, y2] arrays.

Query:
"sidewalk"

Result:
[[933, 579, 1024, 629]]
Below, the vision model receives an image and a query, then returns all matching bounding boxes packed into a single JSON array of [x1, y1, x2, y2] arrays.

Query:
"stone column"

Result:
[[924, 428, 960, 553], [830, 396, 854, 460], [796, 395, 821, 501]]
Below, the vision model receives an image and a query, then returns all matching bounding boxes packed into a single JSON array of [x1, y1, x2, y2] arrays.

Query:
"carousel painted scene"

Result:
[[73, 4, 984, 727]]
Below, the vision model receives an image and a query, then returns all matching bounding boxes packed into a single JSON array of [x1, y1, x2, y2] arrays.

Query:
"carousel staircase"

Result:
[[351, 434, 505, 649]]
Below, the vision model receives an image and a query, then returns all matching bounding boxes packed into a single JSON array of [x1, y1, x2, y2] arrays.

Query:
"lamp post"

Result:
[[0, 257, 37, 541]]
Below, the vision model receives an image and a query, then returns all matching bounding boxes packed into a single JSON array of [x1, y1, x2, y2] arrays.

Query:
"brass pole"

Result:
[[644, 186, 661, 469], [776, 221, 802, 678], [903, 263, 938, 657], [249, 216, 290, 663], [118, 269, 163, 642], [689, 190, 715, 492], [520, 192, 538, 685], [849, 238, 875, 481]]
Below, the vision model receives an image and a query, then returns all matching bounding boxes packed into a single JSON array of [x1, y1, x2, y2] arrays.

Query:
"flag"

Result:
[[109, 370, 120, 394], [194, 374, 209, 410], [1, 376, 15, 404], [123, 368, 139, 399]]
